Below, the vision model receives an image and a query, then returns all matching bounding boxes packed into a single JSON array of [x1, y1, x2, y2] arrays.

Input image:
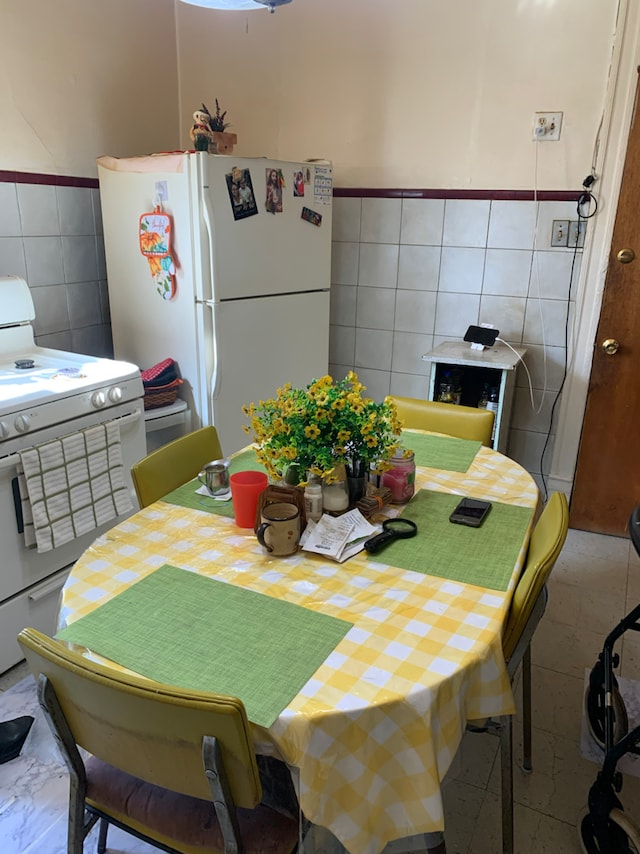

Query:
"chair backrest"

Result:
[[131, 425, 223, 507], [390, 396, 495, 446], [17, 627, 261, 808], [501, 492, 569, 662]]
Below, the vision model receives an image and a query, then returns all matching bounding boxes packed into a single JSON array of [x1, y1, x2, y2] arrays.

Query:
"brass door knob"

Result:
[[602, 338, 620, 355], [617, 248, 635, 264]]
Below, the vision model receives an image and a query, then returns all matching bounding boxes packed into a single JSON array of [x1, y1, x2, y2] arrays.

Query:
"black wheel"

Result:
[[580, 808, 640, 854], [585, 666, 629, 750]]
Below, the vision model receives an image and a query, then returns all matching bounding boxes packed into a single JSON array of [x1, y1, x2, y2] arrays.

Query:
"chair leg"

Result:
[[500, 715, 514, 854], [521, 645, 533, 773], [97, 818, 108, 853], [425, 834, 447, 854]]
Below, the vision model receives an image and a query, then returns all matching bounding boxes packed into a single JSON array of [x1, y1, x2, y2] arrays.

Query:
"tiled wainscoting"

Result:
[[0, 172, 583, 488], [0, 175, 112, 358], [329, 194, 583, 487]]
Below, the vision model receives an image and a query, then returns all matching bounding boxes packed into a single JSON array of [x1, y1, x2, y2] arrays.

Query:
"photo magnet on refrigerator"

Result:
[[293, 170, 305, 197], [226, 167, 258, 221], [265, 168, 284, 214], [301, 207, 322, 226]]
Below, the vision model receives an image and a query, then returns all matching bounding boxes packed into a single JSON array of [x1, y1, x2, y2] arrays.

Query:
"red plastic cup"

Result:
[[229, 471, 268, 528]]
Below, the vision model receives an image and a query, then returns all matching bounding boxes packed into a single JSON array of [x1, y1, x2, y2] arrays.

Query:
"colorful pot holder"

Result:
[[139, 207, 177, 300]]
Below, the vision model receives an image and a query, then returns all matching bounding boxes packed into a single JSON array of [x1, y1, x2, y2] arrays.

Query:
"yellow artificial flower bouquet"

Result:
[[242, 372, 403, 483]]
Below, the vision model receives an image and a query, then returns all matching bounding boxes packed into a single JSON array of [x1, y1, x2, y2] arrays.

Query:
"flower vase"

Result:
[[209, 131, 237, 154], [347, 475, 366, 507], [346, 459, 367, 507]]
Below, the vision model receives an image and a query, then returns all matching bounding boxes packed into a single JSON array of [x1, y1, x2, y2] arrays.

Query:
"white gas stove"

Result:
[[0, 276, 143, 450], [0, 276, 146, 672]]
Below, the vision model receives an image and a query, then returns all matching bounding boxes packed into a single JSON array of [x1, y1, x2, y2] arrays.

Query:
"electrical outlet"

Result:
[[568, 219, 586, 248], [551, 220, 569, 247], [533, 112, 563, 142]]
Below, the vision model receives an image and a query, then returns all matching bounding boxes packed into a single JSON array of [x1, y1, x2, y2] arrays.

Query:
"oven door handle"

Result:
[[0, 453, 20, 472], [0, 407, 143, 472]]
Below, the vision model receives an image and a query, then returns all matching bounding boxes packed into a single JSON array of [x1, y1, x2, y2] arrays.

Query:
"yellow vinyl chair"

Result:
[[17, 627, 299, 854], [468, 491, 569, 854], [131, 425, 223, 508], [390, 396, 495, 446]]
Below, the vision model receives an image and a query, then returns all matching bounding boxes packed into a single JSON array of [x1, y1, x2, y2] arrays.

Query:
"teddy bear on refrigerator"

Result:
[[189, 104, 214, 151]]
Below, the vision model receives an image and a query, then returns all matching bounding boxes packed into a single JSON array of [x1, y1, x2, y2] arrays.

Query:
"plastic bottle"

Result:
[[487, 387, 499, 442], [304, 483, 323, 522], [451, 368, 463, 405], [478, 383, 489, 409]]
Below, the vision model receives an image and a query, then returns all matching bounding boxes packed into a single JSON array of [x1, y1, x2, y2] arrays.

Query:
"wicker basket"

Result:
[[143, 378, 184, 410]]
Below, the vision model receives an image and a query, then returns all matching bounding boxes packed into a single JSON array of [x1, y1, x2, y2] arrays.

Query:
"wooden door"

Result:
[[571, 78, 640, 536]]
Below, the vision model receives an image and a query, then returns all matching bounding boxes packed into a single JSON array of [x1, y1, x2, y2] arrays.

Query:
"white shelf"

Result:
[[421, 341, 526, 453], [143, 398, 190, 432]]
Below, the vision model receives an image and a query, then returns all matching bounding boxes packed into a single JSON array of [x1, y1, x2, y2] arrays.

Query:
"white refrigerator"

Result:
[[97, 152, 332, 455]]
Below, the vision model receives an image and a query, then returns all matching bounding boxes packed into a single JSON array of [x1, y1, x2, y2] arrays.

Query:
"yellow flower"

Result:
[[365, 435, 379, 447], [304, 424, 321, 439], [272, 418, 289, 435]]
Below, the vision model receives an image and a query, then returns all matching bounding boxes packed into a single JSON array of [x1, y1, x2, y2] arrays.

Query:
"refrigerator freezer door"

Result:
[[201, 156, 332, 302], [205, 290, 330, 455]]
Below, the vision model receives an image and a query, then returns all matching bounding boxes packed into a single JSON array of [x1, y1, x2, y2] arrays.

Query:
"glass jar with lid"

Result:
[[381, 448, 416, 504]]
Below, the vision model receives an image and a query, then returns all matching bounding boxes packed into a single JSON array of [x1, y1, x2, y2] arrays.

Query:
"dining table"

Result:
[[55, 429, 539, 854]]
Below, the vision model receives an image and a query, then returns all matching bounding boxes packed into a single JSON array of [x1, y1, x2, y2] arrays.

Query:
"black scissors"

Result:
[[364, 518, 418, 554]]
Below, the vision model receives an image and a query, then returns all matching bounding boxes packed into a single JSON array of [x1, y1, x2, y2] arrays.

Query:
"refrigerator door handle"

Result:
[[197, 298, 222, 401], [201, 191, 217, 304]]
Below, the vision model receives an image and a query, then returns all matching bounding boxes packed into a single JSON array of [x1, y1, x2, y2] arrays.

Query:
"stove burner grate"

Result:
[[15, 359, 35, 370]]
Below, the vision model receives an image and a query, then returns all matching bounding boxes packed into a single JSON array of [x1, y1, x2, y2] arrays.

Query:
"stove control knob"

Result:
[[108, 386, 123, 403], [14, 414, 30, 433], [0, 421, 10, 438], [91, 391, 106, 408]]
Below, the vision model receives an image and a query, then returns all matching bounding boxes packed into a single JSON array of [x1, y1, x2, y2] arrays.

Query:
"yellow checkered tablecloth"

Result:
[[58, 440, 539, 854]]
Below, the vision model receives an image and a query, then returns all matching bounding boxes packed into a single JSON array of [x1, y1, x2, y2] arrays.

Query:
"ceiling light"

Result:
[[179, 0, 292, 11]]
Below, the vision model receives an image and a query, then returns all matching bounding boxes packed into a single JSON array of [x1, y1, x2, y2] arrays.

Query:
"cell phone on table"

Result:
[[449, 497, 492, 528]]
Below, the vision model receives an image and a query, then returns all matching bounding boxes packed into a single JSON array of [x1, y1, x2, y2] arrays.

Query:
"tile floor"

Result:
[[1, 526, 639, 853]]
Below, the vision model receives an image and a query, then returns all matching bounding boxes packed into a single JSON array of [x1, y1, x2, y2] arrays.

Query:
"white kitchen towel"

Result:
[[18, 421, 133, 553]]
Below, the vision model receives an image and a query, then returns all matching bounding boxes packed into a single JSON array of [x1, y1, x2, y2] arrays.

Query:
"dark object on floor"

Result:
[[0, 715, 34, 764], [580, 504, 640, 852]]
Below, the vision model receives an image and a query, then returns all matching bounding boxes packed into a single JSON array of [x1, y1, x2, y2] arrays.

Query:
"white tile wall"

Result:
[[400, 198, 444, 245], [330, 195, 584, 481], [0, 184, 21, 235], [443, 200, 490, 247], [0, 181, 112, 358]]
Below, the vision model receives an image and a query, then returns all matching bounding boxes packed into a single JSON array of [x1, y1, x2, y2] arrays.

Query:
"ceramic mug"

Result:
[[198, 459, 230, 497], [256, 502, 301, 556]]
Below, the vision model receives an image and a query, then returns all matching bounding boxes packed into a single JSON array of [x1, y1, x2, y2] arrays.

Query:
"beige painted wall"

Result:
[[0, 0, 179, 177], [0, 0, 620, 186], [176, 0, 618, 189]]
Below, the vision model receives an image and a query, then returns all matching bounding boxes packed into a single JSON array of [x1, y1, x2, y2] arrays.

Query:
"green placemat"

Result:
[[56, 564, 352, 728], [375, 489, 533, 591], [162, 447, 266, 516], [402, 431, 481, 473]]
